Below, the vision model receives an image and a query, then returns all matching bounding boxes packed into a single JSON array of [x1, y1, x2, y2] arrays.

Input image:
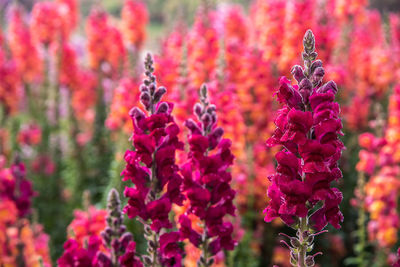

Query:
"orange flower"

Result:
[[121, 0, 148, 50]]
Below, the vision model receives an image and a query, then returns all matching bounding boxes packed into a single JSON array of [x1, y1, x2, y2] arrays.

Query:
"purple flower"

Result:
[[264, 31, 344, 266], [276, 77, 303, 109], [122, 54, 184, 266], [159, 232, 182, 267], [179, 85, 237, 259], [119, 242, 143, 267], [179, 215, 201, 246]]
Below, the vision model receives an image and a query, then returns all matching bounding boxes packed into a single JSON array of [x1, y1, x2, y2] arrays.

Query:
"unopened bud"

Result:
[[185, 119, 202, 135], [312, 67, 325, 86], [317, 80, 338, 94], [303, 29, 315, 54], [142, 255, 152, 265], [291, 65, 305, 83], [310, 60, 323, 74], [140, 92, 151, 109], [194, 103, 203, 119], [200, 84, 208, 99], [156, 102, 169, 114], [153, 87, 166, 103], [140, 84, 148, 92], [201, 113, 212, 130], [206, 104, 216, 114], [149, 83, 156, 94]]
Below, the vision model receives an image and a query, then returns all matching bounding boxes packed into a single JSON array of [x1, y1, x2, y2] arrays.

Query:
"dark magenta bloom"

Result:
[[179, 85, 237, 259], [58, 236, 101, 267], [119, 242, 143, 267], [0, 160, 36, 218], [122, 54, 183, 265], [264, 32, 344, 232]]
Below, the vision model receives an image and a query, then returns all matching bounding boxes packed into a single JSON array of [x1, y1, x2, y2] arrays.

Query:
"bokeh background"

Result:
[[1, 0, 400, 266]]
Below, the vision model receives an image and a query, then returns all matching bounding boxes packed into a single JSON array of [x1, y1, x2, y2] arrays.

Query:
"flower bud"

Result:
[[201, 113, 212, 130], [209, 127, 224, 150], [194, 103, 203, 119], [140, 92, 151, 109], [119, 225, 126, 234], [111, 239, 120, 252], [299, 78, 313, 103], [143, 78, 151, 86], [144, 225, 152, 235], [149, 83, 156, 94], [153, 87, 166, 103], [142, 255, 152, 265], [206, 104, 216, 114], [96, 252, 112, 265], [185, 119, 202, 135], [312, 67, 325, 86], [120, 232, 133, 249], [140, 84, 148, 92], [303, 29, 315, 54], [317, 80, 338, 94], [291, 65, 305, 83], [310, 60, 323, 74], [200, 84, 208, 99], [156, 102, 169, 114]]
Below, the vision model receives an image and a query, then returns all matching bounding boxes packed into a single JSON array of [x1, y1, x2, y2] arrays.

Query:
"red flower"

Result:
[[179, 85, 236, 259]]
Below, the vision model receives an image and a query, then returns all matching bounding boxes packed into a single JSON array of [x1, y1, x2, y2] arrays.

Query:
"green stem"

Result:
[[297, 217, 308, 267], [198, 231, 211, 267], [355, 172, 368, 267]]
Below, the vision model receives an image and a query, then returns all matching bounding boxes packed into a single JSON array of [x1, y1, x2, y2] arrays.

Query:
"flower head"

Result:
[[179, 84, 237, 263], [122, 54, 184, 265]]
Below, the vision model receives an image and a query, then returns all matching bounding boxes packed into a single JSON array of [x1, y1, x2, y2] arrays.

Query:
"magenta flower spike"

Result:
[[264, 30, 344, 267], [180, 84, 237, 267], [122, 54, 184, 266]]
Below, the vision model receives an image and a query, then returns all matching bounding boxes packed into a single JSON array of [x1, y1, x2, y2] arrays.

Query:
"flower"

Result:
[[17, 123, 42, 147], [67, 206, 107, 248], [263, 30, 344, 266], [122, 54, 183, 265], [0, 160, 35, 218], [8, 4, 42, 82], [86, 8, 125, 72], [58, 235, 102, 266], [264, 30, 343, 231], [365, 85, 400, 249], [121, 0, 148, 50], [31, 1, 63, 45], [106, 78, 140, 134], [179, 84, 237, 263]]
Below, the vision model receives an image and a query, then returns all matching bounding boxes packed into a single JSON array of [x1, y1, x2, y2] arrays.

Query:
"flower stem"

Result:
[[355, 171, 368, 267], [198, 229, 212, 267], [297, 217, 308, 267]]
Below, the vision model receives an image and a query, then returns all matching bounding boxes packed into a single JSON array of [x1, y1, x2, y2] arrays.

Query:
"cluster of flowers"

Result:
[[1, 0, 400, 265], [357, 85, 400, 250], [263, 30, 344, 266], [179, 84, 236, 266], [120, 54, 237, 266], [151, 0, 399, 235], [58, 189, 141, 266], [0, 158, 51, 266]]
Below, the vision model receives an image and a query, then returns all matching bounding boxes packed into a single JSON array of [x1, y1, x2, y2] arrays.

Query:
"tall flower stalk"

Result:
[[264, 30, 344, 267], [122, 54, 184, 266], [58, 188, 141, 266], [180, 84, 236, 267]]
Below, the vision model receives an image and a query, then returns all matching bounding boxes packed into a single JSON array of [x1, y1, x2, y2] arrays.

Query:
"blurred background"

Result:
[[0, 0, 400, 266]]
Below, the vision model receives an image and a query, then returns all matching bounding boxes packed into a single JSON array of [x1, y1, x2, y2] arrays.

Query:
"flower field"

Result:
[[0, 0, 400, 266]]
